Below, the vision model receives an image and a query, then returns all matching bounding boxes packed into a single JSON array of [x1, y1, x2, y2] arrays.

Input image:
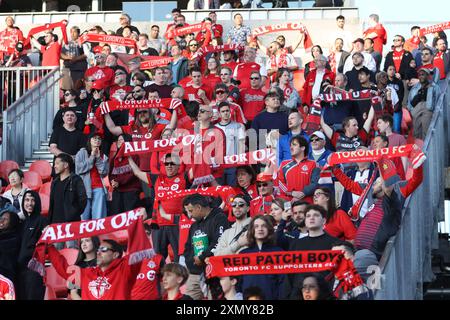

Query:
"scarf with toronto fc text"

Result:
[[28, 208, 154, 278]]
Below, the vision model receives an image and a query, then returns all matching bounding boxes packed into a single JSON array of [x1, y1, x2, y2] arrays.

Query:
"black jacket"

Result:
[[48, 173, 87, 223], [184, 207, 229, 275], [383, 50, 414, 79], [0, 212, 21, 281], [17, 190, 48, 269]]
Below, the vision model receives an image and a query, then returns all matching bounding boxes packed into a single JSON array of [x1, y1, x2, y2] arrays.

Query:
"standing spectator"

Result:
[[108, 134, 141, 215], [250, 173, 276, 216], [415, 48, 440, 84], [219, 66, 240, 102], [137, 33, 159, 56], [207, 11, 224, 40], [182, 67, 212, 104], [383, 35, 413, 80], [329, 15, 354, 52], [233, 47, 268, 90], [17, 190, 47, 300], [344, 52, 375, 90], [204, 57, 222, 93], [376, 114, 407, 147], [148, 25, 167, 56], [215, 195, 251, 255], [364, 38, 382, 72], [75, 133, 109, 221], [304, 45, 331, 78], [276, 200, 309, 249], [236, 166, 258, 201], [109, 69, 132, 102], [407, 68, 441, 139], [168, 44, 189, 85], [215, 101, 246, 186], [266, 41, 298, 79], [211, 84, 246, 125], [0, 205, 21, 284], [278, 136, 320, 203], [343, 39, 377, 74], [49, 109, 86, 158], [84, 53, 115, 86], [116, 13, 140, 36], [183, 194, 229, 300], [48, 153, 87, 240], [251, 92, 289, 137], [307, 131, 333, 184], [363, 14, 387, 55], [278, 110, 309, 165], [61, 26, 87, 88], [194, 0, 220, 9], [386, 65, 406, 130], [313, 187, 356, 241], [433, 38, 450, 81], [222, 50, 238, 71], [2, 169, 29, 220], [53, 90, 87, 131], [30, 30, 62, 67], [302, 54, 335, 107], [161, 263, 193, 300], [328, 38, 350, 74], [0, 16, 24, 64], [220, 276, 243, 300], [238, 71, 266, 125], [272, 68, 301, 110], [226, 14, 252, 46], [239, 215, 284, 300], [146, 67, 173, 98]]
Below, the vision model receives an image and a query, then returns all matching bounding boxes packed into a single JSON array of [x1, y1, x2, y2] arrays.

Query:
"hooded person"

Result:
[[0, 204, 21, 283], [16, 190, 48, 300]]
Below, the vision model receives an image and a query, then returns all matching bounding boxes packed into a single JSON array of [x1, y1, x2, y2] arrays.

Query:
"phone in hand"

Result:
[[284, 202, 292, 211]]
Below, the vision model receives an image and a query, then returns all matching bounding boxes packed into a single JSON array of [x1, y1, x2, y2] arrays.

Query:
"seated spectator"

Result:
[[161, 263, 193, 300], [270, 197, 287, 228], [236, 166, 258, 201], [313, 187, 356, 241], [0, 273, 15, 300], [278, 110, 309, 165], [298, 274, 335, 300], [49, 109, 86, 158], [407, 68, 441, 139], [2, 169, 29, 220], [243, 286, 265, 300], [276, 200, 309, 250], [75, 133, 109, 221], [239, 215, 284, 300], [215, 195, 251, 255]]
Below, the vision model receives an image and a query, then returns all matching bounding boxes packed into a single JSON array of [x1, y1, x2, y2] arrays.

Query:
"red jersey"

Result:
[[48, 246, 142, 300], [0, 274, 15, 300], [183, 83, 213, 104], [178, 215, 194, 256], [211, 100, 247, 124], [238, 87, 265, 121], [154, 173, 189, 226], [109, 85, 132, 102], [179, 76, 192, 88], [363, 23, 387, 55], [434, 52, 446, 80], [41, 42, 61, 67], [324, 209, 357, 241], [85, 66, 115, 86], [392, 50, 405, 73], [130, 254, 164, 300], [0, 27, 24, 56], [203, 74, 222, 92], [250, 194, 275, 217], [234, 62, 261, 90], [277, 158, 318, 202]]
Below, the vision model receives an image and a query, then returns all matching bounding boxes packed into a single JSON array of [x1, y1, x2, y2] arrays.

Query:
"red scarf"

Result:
[[78, 33, 136, 48], [28, 209, 153, 277], [192, 44, 245, 60], [23, 20, 68, 48], [165, 23, 204, 39], [420, 20, 450, 36], [99, 98, 181, 115], [347, 166, 379, 221], [156, 186, 237, 204], [140, 57, 174, 70], [269, 49, 288, 81], [251, 23, 314, 50]]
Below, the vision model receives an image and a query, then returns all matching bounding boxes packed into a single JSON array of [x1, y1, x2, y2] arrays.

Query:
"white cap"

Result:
[[311, 131, 326, 140]]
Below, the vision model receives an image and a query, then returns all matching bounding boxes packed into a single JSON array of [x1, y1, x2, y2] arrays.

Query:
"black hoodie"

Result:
[[17, 190, 48, 269], [0, 207, 21, 281]]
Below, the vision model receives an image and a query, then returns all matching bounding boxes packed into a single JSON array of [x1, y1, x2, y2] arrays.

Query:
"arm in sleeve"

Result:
[[399, 165, 423, 198], [302, 166, 320, 196], [75, 177, 88, 214], [75, 149, 95, 175], [198, 215, 229, 261], [47, 245, 70, 280], [275, 219, 291, 250], [95, 154, 109, 177], [332, 167, 364, 195]]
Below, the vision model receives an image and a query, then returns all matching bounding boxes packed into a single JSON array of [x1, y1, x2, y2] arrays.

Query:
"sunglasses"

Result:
[[189, 44, 199, 47], [164, 162, 177, 166], [97, 246, 115, 253], [231, 202, 246, 208], [310, 138, 323, 142], [257, 183, 269, 188], [250, 77, 260, 80], [215, 90, 225, 94], [64, 92, 72, 97]]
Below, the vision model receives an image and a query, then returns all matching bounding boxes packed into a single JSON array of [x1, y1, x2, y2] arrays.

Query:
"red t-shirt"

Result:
[[155, 173, 188, 216], [211, 100, 247, 124], [85, 66, 115, 86], [90, 166, 103, 189], [183, 83, 213, 104], [392, 49, 405, 73], [130, 254, 164, 300], [41, 42, 61, 67], [178, 76, 192, 88], [0, 275, 15, 300], [363, 24, 387, 55], [434, 52, 446, 80], [238, 87, 265, 121], [234, 62, 261, 90], [203, 74, 222, 92]]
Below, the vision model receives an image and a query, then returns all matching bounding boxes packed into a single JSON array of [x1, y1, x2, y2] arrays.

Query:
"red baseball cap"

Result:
[[256, 173, 272, 183]]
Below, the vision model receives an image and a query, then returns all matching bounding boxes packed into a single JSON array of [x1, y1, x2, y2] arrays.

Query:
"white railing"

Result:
[[1, 68, 60, 164], [0, 66, 56, 110]]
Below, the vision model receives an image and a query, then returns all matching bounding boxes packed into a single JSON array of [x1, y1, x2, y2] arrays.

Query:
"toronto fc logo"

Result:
[[88, 277, 112, 299]]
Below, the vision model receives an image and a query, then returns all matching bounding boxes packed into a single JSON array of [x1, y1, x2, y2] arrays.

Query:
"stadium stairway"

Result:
[[21, 136, 53, 171]]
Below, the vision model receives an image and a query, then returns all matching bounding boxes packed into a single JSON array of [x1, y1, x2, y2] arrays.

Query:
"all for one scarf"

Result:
[[251, 22, 314, 50], [191, 44, 245, 60], [28, 208, 153, 277]]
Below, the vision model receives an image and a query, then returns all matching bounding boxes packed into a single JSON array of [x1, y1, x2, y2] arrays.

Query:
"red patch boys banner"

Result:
[[420, 21, 450, 36], [251, 23, 314, 50], [140, 57, 174, 69], [78, 33, 137, 48]]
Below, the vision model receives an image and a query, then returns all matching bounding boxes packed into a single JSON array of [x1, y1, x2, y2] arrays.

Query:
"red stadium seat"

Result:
[[23, 171, 42, 191], [45, 265, 68, 298], [0, 160, 19, 181], [59, 248, 79, 265], [29, 160, 52, 182], [39, 182, 52, 196], [40, 193, 49, 216]]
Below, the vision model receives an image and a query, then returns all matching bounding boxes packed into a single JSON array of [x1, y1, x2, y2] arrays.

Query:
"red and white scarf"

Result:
[[191, 44, 245, 60], [420, 20, 450, 36], [78, 33, 136, 48], [251, 22, 314, 50], [23, 20, 68, 49], [140, 57, 174, 70], [99, 98, 181, 115]]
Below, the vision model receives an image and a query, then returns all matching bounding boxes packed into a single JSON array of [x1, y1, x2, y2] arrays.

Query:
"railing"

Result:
[[375, 78, 450, 300], [1, 68, 60, 165], [0, 66, 56, 111]]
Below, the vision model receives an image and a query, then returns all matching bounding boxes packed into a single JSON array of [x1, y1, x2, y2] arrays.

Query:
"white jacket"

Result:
[[214, 217, 251, 256]]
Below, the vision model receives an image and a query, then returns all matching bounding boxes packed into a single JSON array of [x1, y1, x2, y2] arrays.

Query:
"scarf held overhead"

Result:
[[165, 23, 204, 39], [28, 208, 153, 277], [140, 57, 174, 69], [78, 33, 137, 48], [420, 21, 450, 36], [99, 98, 181, 114], [251, 23, 314, 50], [23, 20, 68, 48], [156, 186, 237, 202], [192, 44, 245, 60]]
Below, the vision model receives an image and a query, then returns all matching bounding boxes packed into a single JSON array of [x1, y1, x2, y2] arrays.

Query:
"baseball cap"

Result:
[[256, 173, 272, 183], [311, 131, 326, 140], [417, 67, 432, 75]]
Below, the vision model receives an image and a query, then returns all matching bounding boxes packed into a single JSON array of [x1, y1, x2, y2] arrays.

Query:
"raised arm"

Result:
[[363, 105, 375, 133], [320, 113, 334, 140], [128, 157, 150, 184], [104, 113, 123, 136]]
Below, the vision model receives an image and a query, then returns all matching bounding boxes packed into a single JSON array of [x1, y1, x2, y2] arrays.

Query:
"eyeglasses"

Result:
[[257, 183, 269, 188], [164, 162, 177, 166], [199, 109, 209, 113], [302, 285, 319, 291], [310, 138, 323, 142], [231, 202, 247, 208], [97, 246, 115, 253], [393, 39, 402, 42], [313, 192, 327, 198], [250, 77, 260, 80], [215, 90, 225, 95]]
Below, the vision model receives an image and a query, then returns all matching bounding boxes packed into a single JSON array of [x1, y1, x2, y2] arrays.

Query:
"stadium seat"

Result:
[[40, 193, 50, 216], [29, 160, 52, 182], [39, 181, 52, 196], [23, 171, 42, 191], [45, 265, 69, 298], [59, 248, 79, 265], [3, 183, 30, 192], [0, 160, 19, 181]]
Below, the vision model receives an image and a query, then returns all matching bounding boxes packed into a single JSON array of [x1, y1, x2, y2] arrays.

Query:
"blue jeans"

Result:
[[393, 111, 402, 133], [81, 188, 107, 220]]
